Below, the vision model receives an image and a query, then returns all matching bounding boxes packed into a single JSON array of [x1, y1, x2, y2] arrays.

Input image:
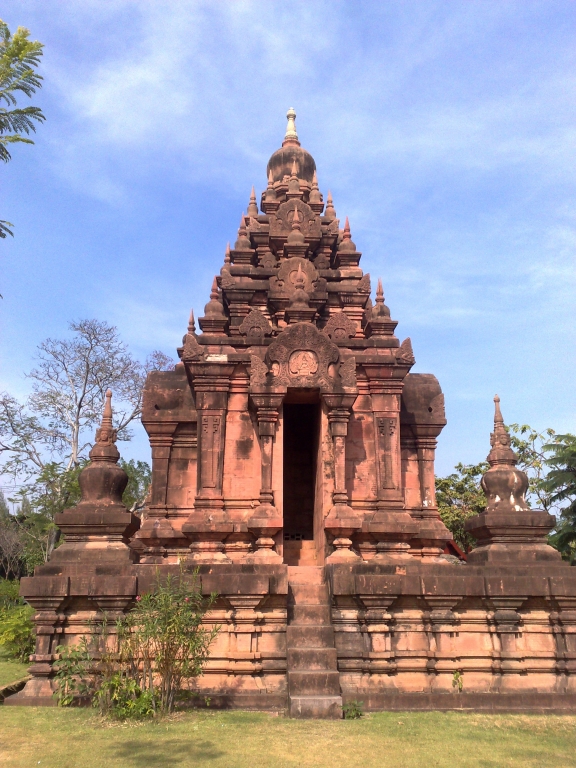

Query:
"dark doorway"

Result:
[[283, 403, 319, 543]]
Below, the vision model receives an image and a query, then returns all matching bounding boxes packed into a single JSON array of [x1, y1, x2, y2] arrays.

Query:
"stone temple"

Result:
[[8, 110, 576, 716]]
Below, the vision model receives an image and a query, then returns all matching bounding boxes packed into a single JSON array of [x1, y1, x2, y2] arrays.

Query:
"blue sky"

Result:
[[1, 1, 575, 475]]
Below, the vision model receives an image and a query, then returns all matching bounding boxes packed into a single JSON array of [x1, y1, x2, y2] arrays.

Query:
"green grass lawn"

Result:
[[0, 660, 28, 688], [1, 708, 575, 768]]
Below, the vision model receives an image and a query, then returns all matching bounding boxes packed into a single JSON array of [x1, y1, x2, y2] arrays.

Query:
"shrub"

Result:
[[343, 700, 364, 719], [0, 579, 35, 662], [54, 567, 219, 718]]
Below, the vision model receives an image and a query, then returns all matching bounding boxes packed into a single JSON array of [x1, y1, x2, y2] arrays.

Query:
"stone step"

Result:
[[284, 541, 318, 567], [288, 604, 331, 625], [289, 695, 343, 719], [289, 670, 341, 696], [288, 584, 329, 605], [287, 647, 338, 671], [287, 565, 325, 586], [286, 625, 335, 648]]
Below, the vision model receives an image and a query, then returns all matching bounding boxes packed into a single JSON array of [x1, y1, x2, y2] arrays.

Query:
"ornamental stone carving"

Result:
[[269, 199, 321, 241], [239, 309, 273, 339], [263, 322, 341, 392], [270, 256, 319, 296], [323, 312, 357, 341]]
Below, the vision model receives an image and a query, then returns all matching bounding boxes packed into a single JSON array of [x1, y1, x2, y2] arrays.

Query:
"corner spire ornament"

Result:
[[247, 186, 258, 217], [187, 309, 196, 335], [283, 107, 300, 146], [487, 395, 517, 466], [90, 389, 119, 463]]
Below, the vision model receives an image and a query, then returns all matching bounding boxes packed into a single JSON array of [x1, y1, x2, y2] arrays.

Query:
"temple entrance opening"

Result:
[[282, 395, 320, 566]]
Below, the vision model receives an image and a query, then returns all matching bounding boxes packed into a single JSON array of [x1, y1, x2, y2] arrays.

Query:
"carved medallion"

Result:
[[239, 309, 273, 340], [289, 350, 319, 376], [269, 199, 321, 241], [323, 312, 357, 341], [270, 257, 319, 296]]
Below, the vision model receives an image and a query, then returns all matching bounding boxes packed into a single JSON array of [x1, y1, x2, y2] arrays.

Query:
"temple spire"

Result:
[[187, 309, 196, 334], [224, 242, 231, 266], [487, 395, 516, 466], [247, 186, 258, 217], [283, 107, 300, 146], [376, 277, 384, 304], [325, 190, 336, 221], [91, 389, 119, 461]]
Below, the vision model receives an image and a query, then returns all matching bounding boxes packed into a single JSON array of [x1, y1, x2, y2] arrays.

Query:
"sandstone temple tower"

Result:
[[9, 110, 576, 717]]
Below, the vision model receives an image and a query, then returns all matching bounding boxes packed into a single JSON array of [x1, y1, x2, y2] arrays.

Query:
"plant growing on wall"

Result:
[[54, 568, 219, 717]]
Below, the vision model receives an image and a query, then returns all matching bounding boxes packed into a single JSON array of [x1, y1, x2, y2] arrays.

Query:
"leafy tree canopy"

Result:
[[0, 18, 45, 239]]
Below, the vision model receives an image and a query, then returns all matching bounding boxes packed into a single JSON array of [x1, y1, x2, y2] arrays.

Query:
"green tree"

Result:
[[120, 459, 151, 514], [508, 424, 558, 512], [436, 461, 488, 552], [0, 19, 45, 238], [0, 320, 171, 561], [544, 434, 576, 562]]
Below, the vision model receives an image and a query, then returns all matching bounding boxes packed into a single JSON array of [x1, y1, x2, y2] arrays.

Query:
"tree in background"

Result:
[[436, 424, 576, 557], [0, 320, 172, 563], [545, 434, 576, 562], [0, 19, 45, 239], [436, 462, 488, 552]]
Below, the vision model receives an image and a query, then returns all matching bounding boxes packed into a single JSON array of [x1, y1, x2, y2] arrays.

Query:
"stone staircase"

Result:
[[286, 566, 342, 718], [283, 540, 317, 566]]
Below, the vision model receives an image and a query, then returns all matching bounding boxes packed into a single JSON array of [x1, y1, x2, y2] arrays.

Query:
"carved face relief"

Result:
[[289, 350, 319, 377]]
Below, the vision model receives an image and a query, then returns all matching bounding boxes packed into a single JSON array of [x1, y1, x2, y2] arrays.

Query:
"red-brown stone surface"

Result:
[[9, 110, 576, 716]]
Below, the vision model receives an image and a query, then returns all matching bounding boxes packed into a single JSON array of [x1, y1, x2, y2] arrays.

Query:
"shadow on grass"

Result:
[[105, 738, 224, 766]]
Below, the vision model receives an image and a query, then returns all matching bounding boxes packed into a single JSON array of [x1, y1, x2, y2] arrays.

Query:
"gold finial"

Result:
[[283, 107, 300, 146]]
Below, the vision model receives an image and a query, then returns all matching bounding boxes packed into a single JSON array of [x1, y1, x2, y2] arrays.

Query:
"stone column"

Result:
[[246, 394, 283, 563], [134, 423, 179, 563], [324, 394, 361, 562], [362, 366, 416, 562], [183, 361, 235, 562]]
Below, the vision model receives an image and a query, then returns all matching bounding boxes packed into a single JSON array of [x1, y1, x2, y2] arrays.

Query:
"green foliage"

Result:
[[452, 670, 463, 693], [54, 568, 218, 718], [508, 424, 558, 511], [436, 462, 488, 551], [0, 577, 21, 608], [343, 700, 364, 719], [0, 599, 34, 662], [0, 19, 45, 238], [54, 638, 94, 707], [119, 459, 151, 513], [92, 673, 155, 719], [544, 434, 576, 562], [119, 568, 219, 714]]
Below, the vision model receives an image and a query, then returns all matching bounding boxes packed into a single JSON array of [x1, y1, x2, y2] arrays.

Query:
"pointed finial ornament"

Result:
[[283, 107, 300, 146], [210, 276, 219, 301], [343, 217, 351, 242], [248, 186, 258, 217], [224, 242, 231, 266], [376, 277, 384, 304], [487, 395, 517, 466], [91, 389, 119, 460], [325, 190, 336, 221], [188, 309, 196, 334]]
